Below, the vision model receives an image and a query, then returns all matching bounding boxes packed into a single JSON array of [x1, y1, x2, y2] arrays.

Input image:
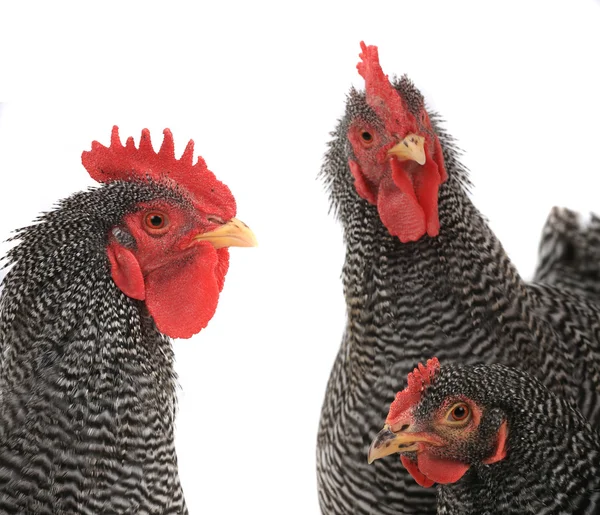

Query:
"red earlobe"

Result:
[[349, 160, 377, 204], [483, 420, 508, 465], [107, 243, 146, 300]]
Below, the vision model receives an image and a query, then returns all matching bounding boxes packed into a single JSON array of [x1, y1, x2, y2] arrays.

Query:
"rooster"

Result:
[[0, 127, 256, 513], [317, 42, 600, 514], [368, 358, 600, 514]]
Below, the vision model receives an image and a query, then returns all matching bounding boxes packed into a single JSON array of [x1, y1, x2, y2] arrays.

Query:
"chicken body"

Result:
[[0, 182, 187, 513], [317, 49, 600, 515], [369, 362, 600, 514]]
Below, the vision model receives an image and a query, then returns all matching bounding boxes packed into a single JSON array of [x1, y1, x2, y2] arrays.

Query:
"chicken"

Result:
[[316, 42, 600, 515], [0, 127, 256, 513], [368, 358, 600, 514]]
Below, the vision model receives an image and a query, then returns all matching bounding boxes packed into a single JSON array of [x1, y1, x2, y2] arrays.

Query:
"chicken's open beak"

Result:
[[193, 218, 258, 249], [368, 424, 440, 464], [387, 134, 426, 165]]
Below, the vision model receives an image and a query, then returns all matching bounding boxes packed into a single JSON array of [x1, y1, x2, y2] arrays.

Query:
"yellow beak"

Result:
[[367, 425, 440, 464], [387, 134, 426, 165], [193, 218, 258, 250]]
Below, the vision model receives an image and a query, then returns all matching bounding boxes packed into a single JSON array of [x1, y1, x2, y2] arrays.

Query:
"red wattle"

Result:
[[401, 455, 435, 488], [417, 452, 470, 485], [378, 164, 425, 243], [215, 248, 230, 292], [145, 245, 221, 339], [413, 158, 442, 238], [349, 157, 443, 243], [349, 160, 377, 204]]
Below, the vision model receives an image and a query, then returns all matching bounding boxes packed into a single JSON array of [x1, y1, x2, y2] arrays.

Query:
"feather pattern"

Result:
[[317, 85, 600, 514], [423, 363, 600, 514], [0, 181, 188, 514]]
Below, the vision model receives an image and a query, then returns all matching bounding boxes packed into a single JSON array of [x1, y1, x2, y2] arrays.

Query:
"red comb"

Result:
[[81, 126, 236, 220], [386, 358, 441, 426], [357, 42, 416, 136]]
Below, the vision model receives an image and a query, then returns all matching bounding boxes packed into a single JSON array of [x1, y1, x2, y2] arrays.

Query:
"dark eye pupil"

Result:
[[454, 407, 466, 419], [361, 131, 372, 141], [150, 215, 163, 227]]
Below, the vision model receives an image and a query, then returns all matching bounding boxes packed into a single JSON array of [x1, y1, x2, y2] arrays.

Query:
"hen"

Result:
[[369, 358, 600, 514], [317, 42, 600, 514]]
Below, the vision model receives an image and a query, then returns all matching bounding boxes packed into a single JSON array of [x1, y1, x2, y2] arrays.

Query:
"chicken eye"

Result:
[[361, 131, 373, 143], [144, 212, 169, 232], [147, 214, 164, 228], [448, 403, 470, 422]]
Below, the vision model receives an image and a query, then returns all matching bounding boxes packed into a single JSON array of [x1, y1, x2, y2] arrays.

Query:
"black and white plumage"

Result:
[[0, 182, 187, 514], [316, 46, 600, 515], [534, 207, 600, 300], [369, 361, 600, 514], [0, 128, 256, 513]]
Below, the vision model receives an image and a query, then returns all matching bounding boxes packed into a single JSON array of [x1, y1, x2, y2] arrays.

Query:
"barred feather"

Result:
[[0, 181, 188, 514], [316, 85, 600, 514]]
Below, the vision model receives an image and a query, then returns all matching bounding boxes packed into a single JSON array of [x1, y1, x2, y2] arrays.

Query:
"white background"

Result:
[[1, 1, 600, 513]]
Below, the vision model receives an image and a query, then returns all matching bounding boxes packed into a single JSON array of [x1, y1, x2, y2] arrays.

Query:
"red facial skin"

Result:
[[82, 126, 238, 340], [349, 42, 448, 243], [388, 397, 507, 487], [347, 119, 446, 244], [376, 359, 507, 486], [107, 200, 229, 339]]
